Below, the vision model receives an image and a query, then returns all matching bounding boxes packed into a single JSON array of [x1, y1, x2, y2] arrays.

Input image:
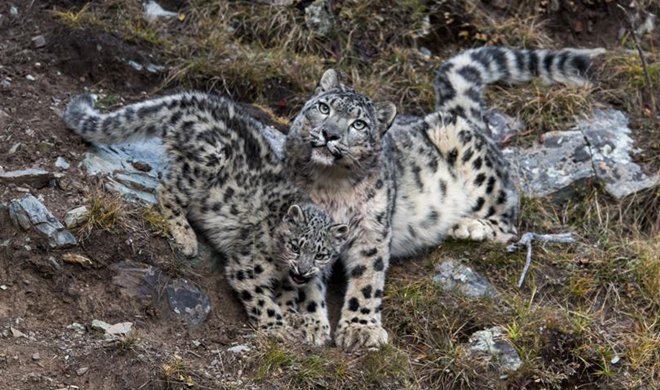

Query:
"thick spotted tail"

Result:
[[434, 46, 606, 131]]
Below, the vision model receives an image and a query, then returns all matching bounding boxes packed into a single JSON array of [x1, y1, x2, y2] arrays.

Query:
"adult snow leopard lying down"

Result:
[[283, 46, 604, 350], [62, 92, 349, 345]]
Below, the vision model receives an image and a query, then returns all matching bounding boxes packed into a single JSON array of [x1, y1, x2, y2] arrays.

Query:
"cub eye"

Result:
[[318, 102, 330, 115], [314, 253, 328, 261], [351, 120, 367, 131], [289, 243, 300, 253]]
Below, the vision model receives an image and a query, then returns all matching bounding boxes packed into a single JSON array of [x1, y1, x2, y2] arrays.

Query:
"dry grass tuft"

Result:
[[76, 192, 127, 239]]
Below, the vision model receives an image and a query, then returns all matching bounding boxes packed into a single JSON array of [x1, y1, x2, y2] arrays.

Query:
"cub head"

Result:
[[273, 204, 349, 287], [285, 69, 397, 177]]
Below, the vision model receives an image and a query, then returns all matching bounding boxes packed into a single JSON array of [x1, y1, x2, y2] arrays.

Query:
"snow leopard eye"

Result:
[[314, 253, 329, 261], [351, 120, 367, 131], [289, 242, 300, 253], [317, 102, 330, 115]]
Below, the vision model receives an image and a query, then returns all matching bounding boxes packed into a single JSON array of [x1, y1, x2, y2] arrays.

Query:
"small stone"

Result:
[[32, 352, 40, 361], [91, 319, 111, 332], [10, 327, 28, 338], [25, 74, 35, 81], [227, 345, 250, 354], [467, 326, 522, 372], [611, 355, 621, 365], [55, 157, 70, 170], [31, 35, 46, 48], [105, 322, 133, 337], [0, 285, 7, 290], [433, 259, 497, 298], [64, 206, 89, 229], [9, 6, 18, 17], [131, 161, 152, 172], [8, 143, 22, 154], [66, 323, 85, 333], [76, 367, 89, 376], [304, 0, 333, 37], [0, 79, 10, 88], [0, 168, 53, 189]]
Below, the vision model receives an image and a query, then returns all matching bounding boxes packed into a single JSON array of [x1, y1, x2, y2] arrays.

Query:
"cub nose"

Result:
[[322, 128, 341, 142]]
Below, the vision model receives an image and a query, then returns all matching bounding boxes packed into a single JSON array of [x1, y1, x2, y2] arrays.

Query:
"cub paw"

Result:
[[300, 317, 331, 347], [169, 225, 198, 257], [335, 322, 388, 351]]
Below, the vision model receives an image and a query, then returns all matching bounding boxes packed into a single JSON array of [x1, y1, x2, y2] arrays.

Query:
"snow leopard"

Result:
[[62, 92, 349, 345], [284, 46, 603, 350]]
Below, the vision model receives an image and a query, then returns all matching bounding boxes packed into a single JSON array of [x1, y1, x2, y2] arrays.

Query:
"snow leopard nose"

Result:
[[322, 127, 341, 142]]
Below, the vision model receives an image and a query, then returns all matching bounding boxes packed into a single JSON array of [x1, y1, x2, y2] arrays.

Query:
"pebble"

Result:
[[64, 206, 89, 229], [25, 74, 35, 81], [55, 157, 70, 170], [0, 168, 53, 189], [0, 285, 7, 290], [31, 35, 46, 48], [227, 345, 250, 354], [32, 352, 40, 361], [10, 327, 28, 338], [76, 367, 89, 376]]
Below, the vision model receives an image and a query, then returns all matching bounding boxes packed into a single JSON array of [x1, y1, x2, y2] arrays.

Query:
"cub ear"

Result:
[[316, 69, 339, 93], [375, 101, 397, 133], [284, 204, 306, 225], [329, 223, 349, 245]]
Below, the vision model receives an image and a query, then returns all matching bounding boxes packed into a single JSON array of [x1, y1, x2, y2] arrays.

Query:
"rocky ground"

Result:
[[1, 1, 658, 389]]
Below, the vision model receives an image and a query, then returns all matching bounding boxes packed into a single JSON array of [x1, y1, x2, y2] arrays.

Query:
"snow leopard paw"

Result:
[[335, 322, 388, 351]]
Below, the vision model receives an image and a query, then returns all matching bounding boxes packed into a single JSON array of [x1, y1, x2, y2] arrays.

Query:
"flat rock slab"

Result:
[[0, 168, 54, 189], [467, 326, 522, 372], [8, 195, 77, 248], [81, 140, 167, 204], [505, 109, 659, 199], [433, 259, 497, 298], [166, 278, 212, 327]]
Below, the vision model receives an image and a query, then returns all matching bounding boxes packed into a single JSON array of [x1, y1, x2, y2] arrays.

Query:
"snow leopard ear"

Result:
[[375, 101, 397, 133], [316, 69, 339, 93], [285, 204, 306, 225], [329, 223, 349, 246]]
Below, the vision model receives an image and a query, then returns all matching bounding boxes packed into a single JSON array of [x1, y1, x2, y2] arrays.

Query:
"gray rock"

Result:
[[467, 326, 522, 372], [0, 168, 53, 189], [433, 259, 497, 298], [63, 206, 89, 228], [111, 261, 166, 302], [505, 109, 659, 199], [31, 35, 46, 48], [81, 140, 167, 204], [8, 195, 77, 248], [484, 109, 525, 145], [305, 0, 333, 37], [55, 157, 70, 170], [166, 278, 212, 327]]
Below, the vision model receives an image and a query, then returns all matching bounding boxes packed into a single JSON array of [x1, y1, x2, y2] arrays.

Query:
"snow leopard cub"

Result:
[[62, 92, 349, 345]]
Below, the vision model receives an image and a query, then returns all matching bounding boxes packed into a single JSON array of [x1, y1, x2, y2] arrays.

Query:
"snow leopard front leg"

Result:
[[225, 254, 301, 340], [335, 226, 390, 351], [276, 277, 331, 346]]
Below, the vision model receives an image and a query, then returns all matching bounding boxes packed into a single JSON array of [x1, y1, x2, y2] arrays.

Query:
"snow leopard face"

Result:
[[286, 69, 396, 177], [273, 204, 349, 286]]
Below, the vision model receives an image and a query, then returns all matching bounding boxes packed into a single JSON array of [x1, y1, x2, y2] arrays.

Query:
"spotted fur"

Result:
[[62, 92, 349, 345], [283, 46, 603, 350]]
